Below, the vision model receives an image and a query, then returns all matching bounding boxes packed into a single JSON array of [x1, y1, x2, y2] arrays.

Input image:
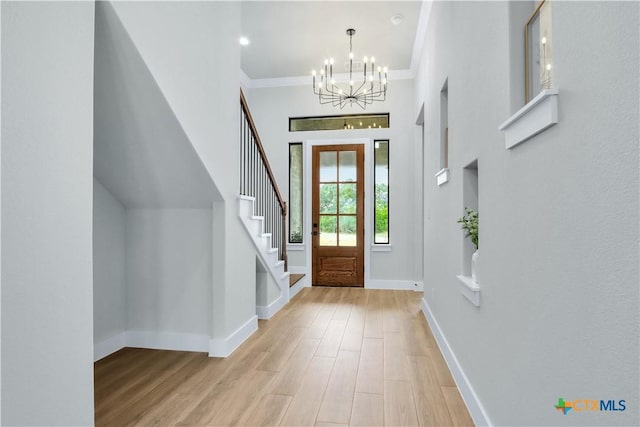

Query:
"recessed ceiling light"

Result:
[[390, 14, 404, 25], [239, 37, 250, 46]]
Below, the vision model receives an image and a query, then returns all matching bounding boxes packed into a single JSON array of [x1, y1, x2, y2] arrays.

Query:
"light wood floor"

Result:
[[94, 287, 474, 426]]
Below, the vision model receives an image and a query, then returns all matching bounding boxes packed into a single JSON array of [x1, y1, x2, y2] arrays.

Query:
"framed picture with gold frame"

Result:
[[525, 0, 553, 102]]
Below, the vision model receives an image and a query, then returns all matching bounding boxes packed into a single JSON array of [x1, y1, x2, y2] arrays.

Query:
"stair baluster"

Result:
[[239, 90, 287, 270]]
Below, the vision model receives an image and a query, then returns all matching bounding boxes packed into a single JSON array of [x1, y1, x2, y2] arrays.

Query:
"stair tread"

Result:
[[289, 274, 305, 287]]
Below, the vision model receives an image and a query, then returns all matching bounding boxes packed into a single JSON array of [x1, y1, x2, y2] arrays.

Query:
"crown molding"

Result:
[[389, 69, 415, 81], [241, 68, 414, 89], [242, 74, 309, 89]]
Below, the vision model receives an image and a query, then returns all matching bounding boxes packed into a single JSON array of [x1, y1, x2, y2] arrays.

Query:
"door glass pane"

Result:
[[319, 215, 337, 246], [339, 183, 356, 214], [339, 151, 357, 182], [320, 151, 337, 182], [338, 216, 357, 247], [319, 184, 337, 214]]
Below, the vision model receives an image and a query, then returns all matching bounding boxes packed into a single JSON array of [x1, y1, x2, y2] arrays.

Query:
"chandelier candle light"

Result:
[[312, 28, 388, 110]]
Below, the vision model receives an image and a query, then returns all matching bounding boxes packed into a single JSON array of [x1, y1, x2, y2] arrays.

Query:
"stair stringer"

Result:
[[238, 195, 290, 319]]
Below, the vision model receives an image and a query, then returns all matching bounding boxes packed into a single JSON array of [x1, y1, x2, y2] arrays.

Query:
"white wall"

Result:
[[94, 1, 256, 355], [93, 190, 215, 355], [94, 1, 222, 209], [245, 79, 423, 285], [126, 209, 212, 338], [1, 2, 95, 425], [107, 1, 256, 342], [415, 1, 639, 425], [0, 1, 3, 420], [93, 179, 126, 345], [256, 257, 281, 310]]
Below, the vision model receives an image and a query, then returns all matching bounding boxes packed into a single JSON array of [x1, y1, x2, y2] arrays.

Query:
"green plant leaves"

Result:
[[457, 207, 478, 249]]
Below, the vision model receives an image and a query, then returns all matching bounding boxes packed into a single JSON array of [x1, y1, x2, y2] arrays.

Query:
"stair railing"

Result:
[[240, 90, 287, 270]]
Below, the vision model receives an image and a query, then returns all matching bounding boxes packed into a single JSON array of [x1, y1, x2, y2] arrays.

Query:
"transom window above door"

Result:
[[289, 113, 389, 132]]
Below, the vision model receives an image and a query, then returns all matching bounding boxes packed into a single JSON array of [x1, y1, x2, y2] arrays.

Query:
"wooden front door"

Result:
[[312, 144, 364, 287]]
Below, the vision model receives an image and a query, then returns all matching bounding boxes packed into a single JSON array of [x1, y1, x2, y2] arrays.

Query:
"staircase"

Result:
[[238, 194, 290, 315], [238, 90, 290, 319]]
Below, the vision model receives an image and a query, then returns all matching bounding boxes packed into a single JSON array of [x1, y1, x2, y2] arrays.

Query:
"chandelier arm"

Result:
[[354, 99, 366, 109], [326, 81, 341, 94], [329, 84, 339, 94], [318, 98, 336, 105], [311, 28, 387, 110], [320, 92, 337, 101], [368, 85, 386, 96], [353, 80, 367, 95]]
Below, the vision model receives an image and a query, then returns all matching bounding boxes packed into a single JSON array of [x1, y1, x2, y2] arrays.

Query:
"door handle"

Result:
[[312, 231, 318, 236]]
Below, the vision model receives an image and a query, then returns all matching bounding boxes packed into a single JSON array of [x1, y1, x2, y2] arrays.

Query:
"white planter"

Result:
[[471, 249, 479, 283]]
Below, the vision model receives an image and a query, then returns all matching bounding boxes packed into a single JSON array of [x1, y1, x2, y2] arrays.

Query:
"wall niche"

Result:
[[457, 159, 480, 307]]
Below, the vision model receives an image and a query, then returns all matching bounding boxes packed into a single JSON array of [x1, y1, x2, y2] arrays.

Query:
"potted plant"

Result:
[[457, 207, 479, 283]]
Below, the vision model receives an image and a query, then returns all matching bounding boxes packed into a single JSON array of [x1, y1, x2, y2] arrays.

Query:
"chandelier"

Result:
[[312, 28, 388, 110]]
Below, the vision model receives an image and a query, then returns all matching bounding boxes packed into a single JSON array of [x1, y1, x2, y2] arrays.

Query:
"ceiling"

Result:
[[240, 1, 423, 80]]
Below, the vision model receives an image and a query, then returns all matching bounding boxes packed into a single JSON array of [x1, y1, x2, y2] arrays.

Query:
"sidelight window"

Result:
[[374, 140, 389, 244], [288, 143, 303, 243]]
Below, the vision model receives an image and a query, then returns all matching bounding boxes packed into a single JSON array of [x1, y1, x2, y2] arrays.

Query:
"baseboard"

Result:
[[126, 330, 210, 353], [209, 315, 258, 357], [256, 293, 286, 320], [94, 330, 209, 361], [94, 332, 126, 361], [290, 278, 309, 298], [366, 279, 424, 291], [421, 298, 492, 426]]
